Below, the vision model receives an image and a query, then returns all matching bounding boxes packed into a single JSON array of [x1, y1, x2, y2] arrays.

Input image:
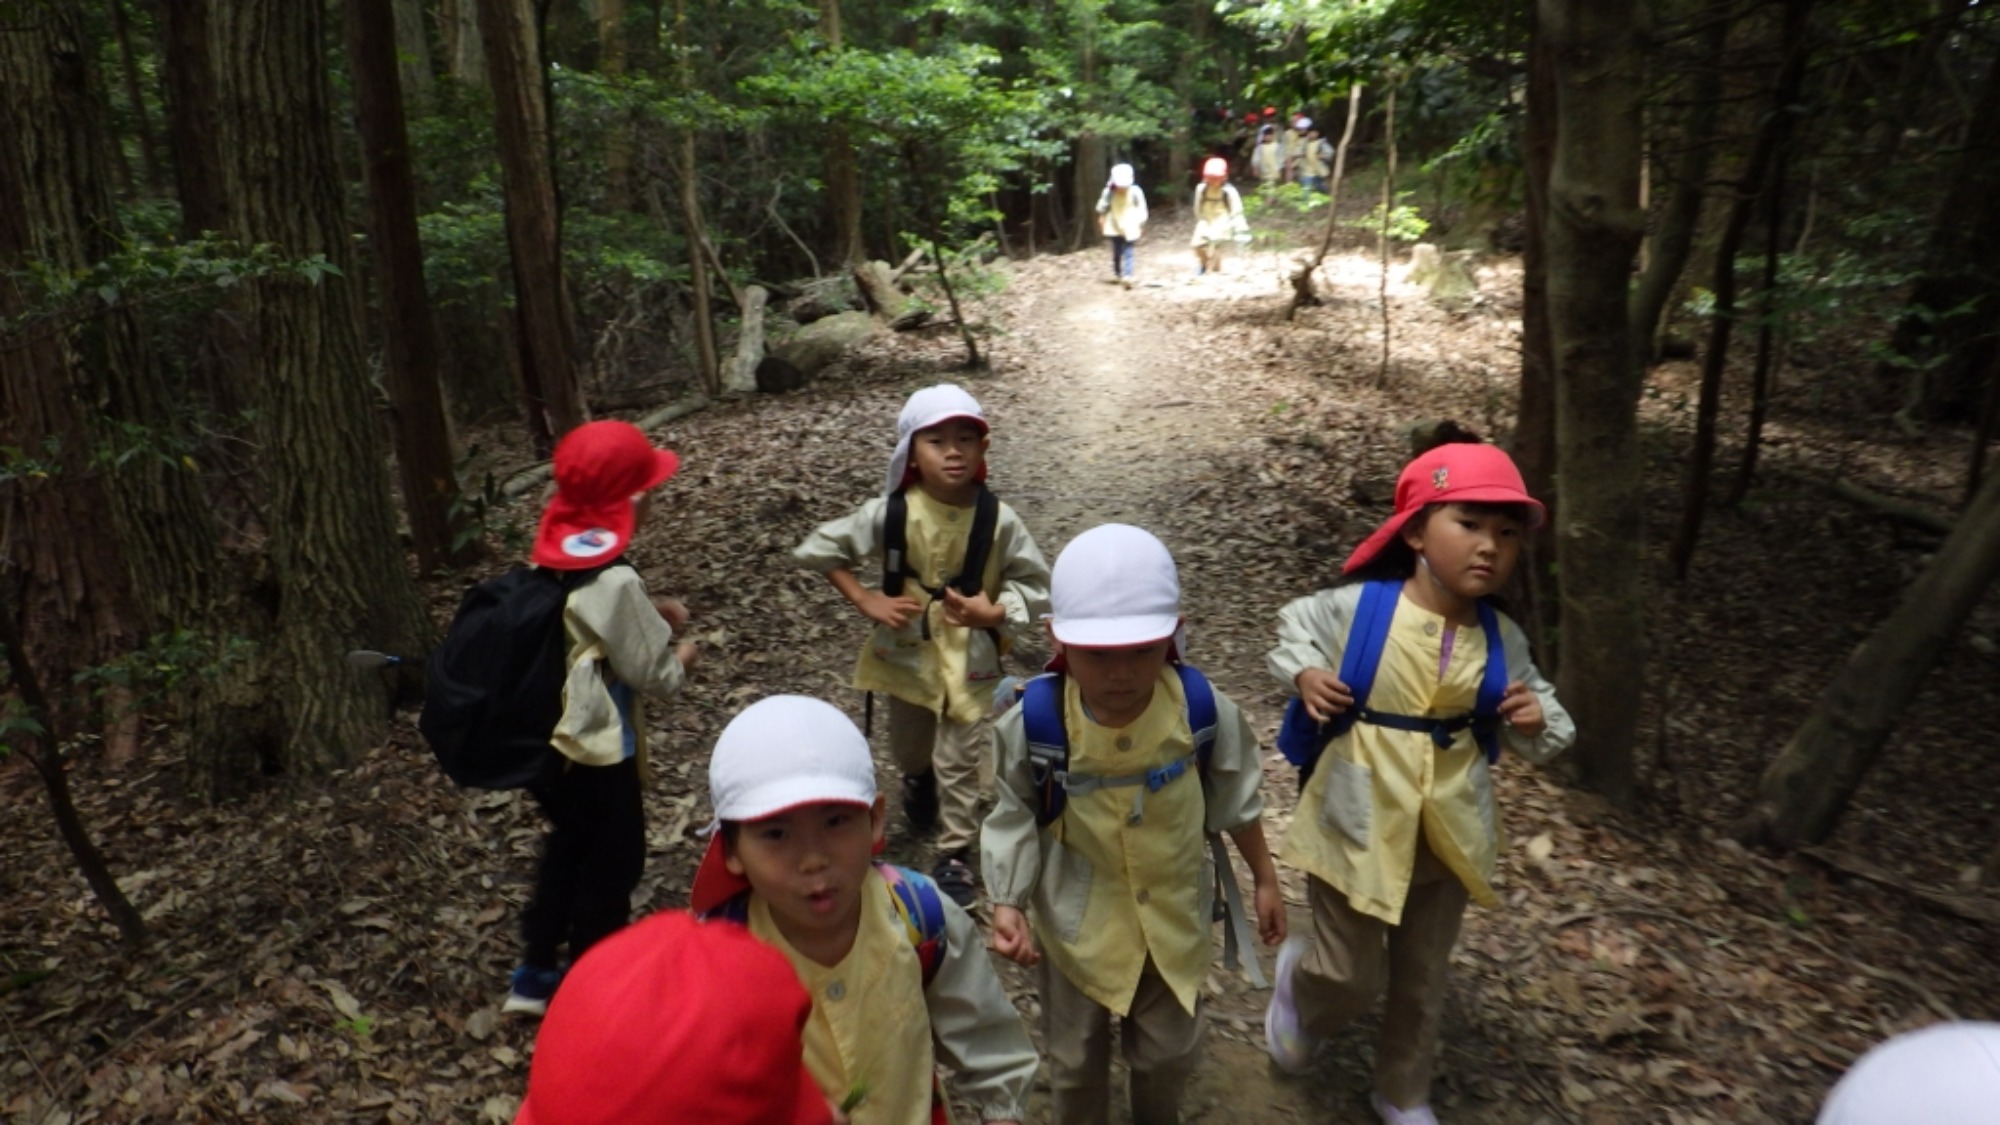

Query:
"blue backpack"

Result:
[[1275, 579, 1508, 783], [1010, 664, 1266, 986]]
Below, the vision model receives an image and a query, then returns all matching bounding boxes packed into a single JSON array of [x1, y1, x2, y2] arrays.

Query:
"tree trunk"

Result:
[[673, 0, 719, 394], [820, 0, 864, 265], [1669, 0, 1811, 581], [1628, 13, 1729, 369], [0, 1, 146, 747], [1743, 464, 2000, 847], [200, 0, 432, 793], [598, 0, 631, 212], [1068, 15, 1103, 252], [724, 284, 768, 394], [1376, 81, 1397, 387], [908, 144, 982, 368], [392, 0, 433, 108], [1516, 15, 1560, 668], [1540, 0, 1647, 806], [345, 0, 471, 572], [479, 0, 586, 447], [1167, 0, 1209, 198], [159, 0, 228, 238], [1285, 83, 1363, 319], [108, 0, 162, 193], [1726, 136, 1793, 508], [1881, 54, 2000, 422], [445, 0, 487, 88]]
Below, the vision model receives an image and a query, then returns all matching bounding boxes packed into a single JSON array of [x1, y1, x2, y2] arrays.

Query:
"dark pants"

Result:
[[1109, 236, 1137, 278], [521, 756, 645, 969]]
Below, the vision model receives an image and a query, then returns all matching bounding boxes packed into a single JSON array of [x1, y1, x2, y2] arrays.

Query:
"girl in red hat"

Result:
[[1261, 432, 1575, 1125], [1189, 157, 1247, 276]]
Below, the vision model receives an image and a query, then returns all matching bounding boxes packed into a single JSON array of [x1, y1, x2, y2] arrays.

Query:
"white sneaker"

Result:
[[1264, 935, 1318, 1074], [1372, 1094, 1440, 1125]]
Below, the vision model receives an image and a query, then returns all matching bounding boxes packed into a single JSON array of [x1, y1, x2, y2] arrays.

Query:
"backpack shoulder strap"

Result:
[[879, 864, 949, 987], [1174, 663, 1219, 772], [697, 890, 753, 926], [1021, 673, 1068, 827], [1329, 579, 1400, 736], [1472, 598, 1508, 762], [882, 490, 910, 597], [951, 485, 1001, 597]]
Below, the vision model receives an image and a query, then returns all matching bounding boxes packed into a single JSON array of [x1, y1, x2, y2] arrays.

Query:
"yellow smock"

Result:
[[750, 876, 941, 1125]]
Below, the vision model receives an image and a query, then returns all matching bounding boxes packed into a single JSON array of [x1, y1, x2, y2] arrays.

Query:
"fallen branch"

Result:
[[887, 246, 927, 285], [1767, 465, 1954, 535], [1799, 845, 2000, 926]]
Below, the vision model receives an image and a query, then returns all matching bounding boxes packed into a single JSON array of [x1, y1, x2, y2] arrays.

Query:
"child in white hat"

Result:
[[793, 385, 1051, 907], [980, 524, 1286, 1125], [1095, 163, 1149, 287], [689, 695, 1037, 1125]]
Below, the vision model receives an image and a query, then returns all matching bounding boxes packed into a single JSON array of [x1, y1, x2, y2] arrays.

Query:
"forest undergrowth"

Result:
[[3, 208, 1998, 1124]]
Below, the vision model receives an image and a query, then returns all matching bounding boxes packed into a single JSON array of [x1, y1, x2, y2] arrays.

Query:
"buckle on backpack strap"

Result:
[[1144, 759, 1187, 792]]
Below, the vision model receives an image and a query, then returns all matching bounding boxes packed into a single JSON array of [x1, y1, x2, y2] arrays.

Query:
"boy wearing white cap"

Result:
[[690, 695, 1038, 1125], [980, 524, 1287, 1125], [1095, 163, 1149, 287], [507, 421, 700, 1015], [794, 385, 1050, 907]]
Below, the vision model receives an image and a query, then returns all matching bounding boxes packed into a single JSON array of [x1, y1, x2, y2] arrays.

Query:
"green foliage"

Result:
[[445, 445, 531, 556], [1346, 192, 1431, 243], [1244, 182, 1331, 219], [70, 629, 253, 713]]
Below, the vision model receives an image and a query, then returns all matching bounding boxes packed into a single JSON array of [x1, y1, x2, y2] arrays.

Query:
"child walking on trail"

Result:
[[1095, 162, 1149, 288], [507, 420, 700, 1015], [793, 384, 1051, 907], [1190, 157, 1248, 276], [1261, 438, 1575, 1125], [981, 524, 1287, 1125], [690, 695, 1038, 1125]]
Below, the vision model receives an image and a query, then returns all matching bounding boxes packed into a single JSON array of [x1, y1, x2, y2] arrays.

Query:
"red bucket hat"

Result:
[[515, 910, 831, 1125], [531, 421, 680, 570], [1340, 443, 1545, 575]]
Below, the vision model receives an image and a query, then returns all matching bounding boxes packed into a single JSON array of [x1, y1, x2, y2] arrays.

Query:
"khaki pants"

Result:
[[1041, 957, 1204, 1125], [1294, 838, 1468, 1110], [886, 697, 990, 856]]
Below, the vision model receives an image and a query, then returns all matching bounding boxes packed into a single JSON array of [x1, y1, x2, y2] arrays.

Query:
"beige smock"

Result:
[[1298, 138, 1329, 179], [748, 874, 1038, 1123], [1096, 184, 1149, 241], [1190, 182, 1246, 247], [981, 670, 1265, 1017], [551, 565, 686, 774], [794, 490, 1049, 724], [1268, 585, 1574, 924]]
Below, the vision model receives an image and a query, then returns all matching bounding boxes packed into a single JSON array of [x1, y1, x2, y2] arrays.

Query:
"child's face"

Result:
[[909, 418, 988, 495], [1401, 502, 1525, 602], [1059, 637, 1172, 727], [725, 798, 887, 950]]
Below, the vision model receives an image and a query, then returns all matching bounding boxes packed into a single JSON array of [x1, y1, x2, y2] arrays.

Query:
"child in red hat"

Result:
[[516, 910, 837, 1125], [1190, 157, 1247, 276], [506, 420, 699, 1016], [1261, 433, 1574, 1124]]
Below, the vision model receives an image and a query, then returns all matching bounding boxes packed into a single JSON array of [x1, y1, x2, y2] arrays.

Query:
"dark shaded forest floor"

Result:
[[5, 206, 2000, 1124]]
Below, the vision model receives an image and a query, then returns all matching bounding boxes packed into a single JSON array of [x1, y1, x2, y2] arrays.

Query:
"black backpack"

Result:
[[881, 483, 1000, 643], [419, 562, 627, 789]]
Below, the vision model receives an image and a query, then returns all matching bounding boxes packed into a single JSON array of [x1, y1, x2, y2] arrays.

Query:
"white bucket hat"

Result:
[[1110, 163, 1135, 188], [882, 383, 988, 497], [1294, 115, 1312, 130], [1819, 1021, 2000, 1123], [1048, 524, 1183, 649], [691, 695, 878, 912]]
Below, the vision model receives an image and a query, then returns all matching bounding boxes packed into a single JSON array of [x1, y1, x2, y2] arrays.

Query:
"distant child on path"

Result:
[[793, 385, 1051, 906], [1250, 125, 1285, 187], [1190, 158, 1248, 277], [982, 524, 1286, 1125], [1095, 163, 1149, 288], [1262, 438, 1574, 1125], [507, 421, 700, 1015], [516, 910, 838, 1125], [691, 695, 1038, 1125]]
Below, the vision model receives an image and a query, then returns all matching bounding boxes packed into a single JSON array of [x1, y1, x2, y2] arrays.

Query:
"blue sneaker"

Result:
[[503, 965, 563, 1016], [1264, 935, 1318, 1074]]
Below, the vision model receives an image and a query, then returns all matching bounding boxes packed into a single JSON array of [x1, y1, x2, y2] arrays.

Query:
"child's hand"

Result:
[[674, 641, 699, 671], [989, 905, 1040, 966], [1498, 682, 1545, 738], [1253, 879, 1288, 946], [651, 596, 690, 630], [860, 590, 923, 629], [1295, 668, 1353, 722], [940, 589, 1005, 630]]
